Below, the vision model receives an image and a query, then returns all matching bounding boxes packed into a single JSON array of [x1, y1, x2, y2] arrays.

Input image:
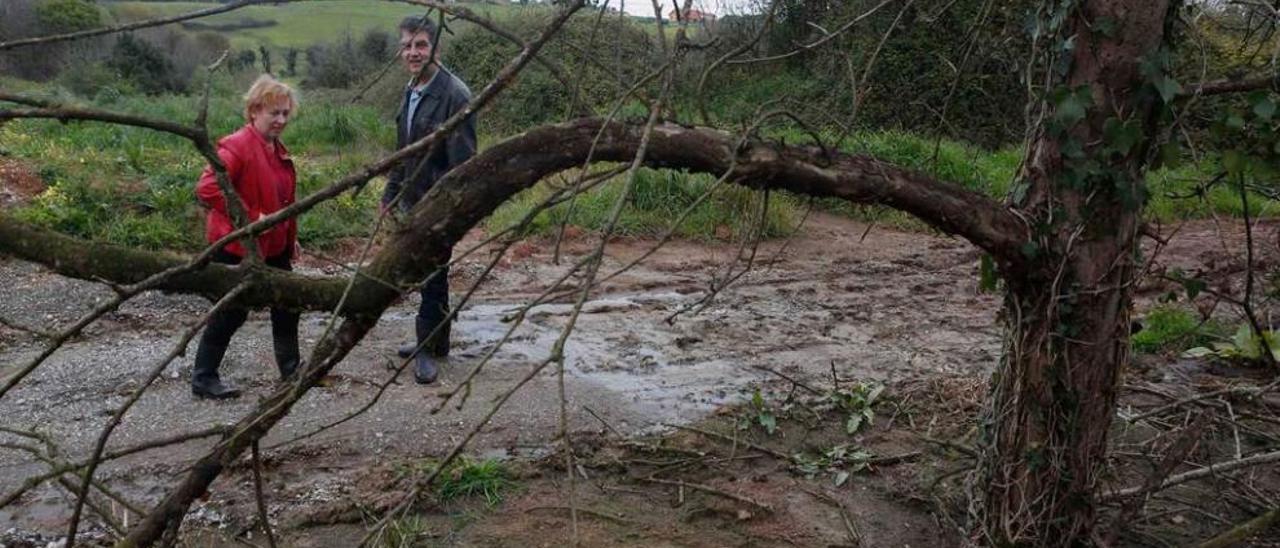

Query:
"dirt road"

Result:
[[0, 211, 1008, 544]]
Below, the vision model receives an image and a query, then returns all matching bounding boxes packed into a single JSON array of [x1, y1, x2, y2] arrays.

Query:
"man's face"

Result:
[[400, 29, 434, 77], [250, 97, 292, 141]]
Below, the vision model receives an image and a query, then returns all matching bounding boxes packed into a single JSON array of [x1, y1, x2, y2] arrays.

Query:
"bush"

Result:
[[303, 34, 364, 88], [0, 0, 105, 81], [107, 34, 189, 94], [34, 0, 100, 33]]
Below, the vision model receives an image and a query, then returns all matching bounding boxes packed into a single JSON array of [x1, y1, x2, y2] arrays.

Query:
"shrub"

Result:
[[34, 0, 100, 33], [107, 34, 188, 94], [303, 34, 364, 88]]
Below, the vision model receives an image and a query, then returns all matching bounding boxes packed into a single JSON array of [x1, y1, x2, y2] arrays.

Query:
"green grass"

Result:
[[434, 457, 515, 506], [2, 80, 390, 250], [485, 167, 800, 240], [104, 0, 546, 50], [757, 126, 1280, 230], [1132, 304, 1228, 355], [6, 69, 1280, 253]]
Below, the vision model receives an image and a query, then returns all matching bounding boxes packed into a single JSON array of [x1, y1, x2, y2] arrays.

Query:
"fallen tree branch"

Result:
[[641, 477, 773, 512], [0, 216, 378, 313], [1102, 449, 1280, 502], [1197, 505, 1280, 548]]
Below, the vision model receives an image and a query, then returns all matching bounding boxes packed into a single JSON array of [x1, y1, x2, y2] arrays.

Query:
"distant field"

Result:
[[103, 0, 533, 49]]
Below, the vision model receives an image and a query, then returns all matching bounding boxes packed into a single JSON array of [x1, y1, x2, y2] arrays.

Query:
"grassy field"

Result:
[[3, 68, 1277, 252], [104, 0, 526, 50]]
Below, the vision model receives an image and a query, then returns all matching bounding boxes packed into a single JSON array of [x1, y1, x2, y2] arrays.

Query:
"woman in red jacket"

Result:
[[191, 74, 301, 399]]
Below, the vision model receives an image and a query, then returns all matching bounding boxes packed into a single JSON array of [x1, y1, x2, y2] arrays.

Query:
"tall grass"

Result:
[[485, 167, 799, 240], [2, 83, 391, 250]]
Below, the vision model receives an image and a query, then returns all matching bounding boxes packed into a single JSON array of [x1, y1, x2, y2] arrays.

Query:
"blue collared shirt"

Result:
[[404, 70, 439, 140]]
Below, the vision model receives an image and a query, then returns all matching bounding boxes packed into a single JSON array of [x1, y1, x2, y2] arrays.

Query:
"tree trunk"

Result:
[[975, 0, 1175, 545]]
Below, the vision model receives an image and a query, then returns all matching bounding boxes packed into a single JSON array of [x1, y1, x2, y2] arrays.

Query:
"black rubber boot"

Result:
[[191, 341, 241, 399], [273, 334, 301, 381], [191, 377, 242, 399], [417, 316, 450, 358], [414, 353, 440, 385]]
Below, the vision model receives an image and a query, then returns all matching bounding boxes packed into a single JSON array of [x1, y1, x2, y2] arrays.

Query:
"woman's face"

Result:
[[250, 97, 292, 141]]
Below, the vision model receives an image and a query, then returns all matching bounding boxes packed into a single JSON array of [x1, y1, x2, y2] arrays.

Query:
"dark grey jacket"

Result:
[[381, 67, 477, 212]]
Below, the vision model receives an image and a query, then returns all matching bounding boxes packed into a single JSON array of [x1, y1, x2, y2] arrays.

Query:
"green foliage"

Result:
[[1132, 305, 1224, 355], [739, 0, 1034, 147], [434, 457, 515, 506], [827, 382, 883, 435], [3, 86, 390, 251], [379, 515, 429, 548], [108, 34, 188, 95], [739, 389, 778, 435], [1185, 324, 1280, 365], [792, 443, 873, 487], [486, 168, 798, 240], [35, 0, 102, 33]]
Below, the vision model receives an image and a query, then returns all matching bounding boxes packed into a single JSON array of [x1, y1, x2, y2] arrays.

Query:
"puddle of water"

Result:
[[452, 293, 764, 429]]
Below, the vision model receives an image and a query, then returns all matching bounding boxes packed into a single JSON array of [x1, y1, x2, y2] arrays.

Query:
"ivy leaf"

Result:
[[1053, 86, 1090, 127], [1226, 113, 1247, 130], [1250, 91, 1276, 121], [1103, 117, 1142, 156], [1152, 74, 1182, 103]]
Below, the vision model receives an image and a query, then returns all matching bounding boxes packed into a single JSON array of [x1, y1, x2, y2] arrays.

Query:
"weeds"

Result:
[[738, 389, 779, 435], [1132, 305, 1226, 355], [1184, 323, 1280, 364], [792, 444, 874, 487], [826, 382, 884, 435], [379, 514, 429, 548], [434, 457, 515, 507]]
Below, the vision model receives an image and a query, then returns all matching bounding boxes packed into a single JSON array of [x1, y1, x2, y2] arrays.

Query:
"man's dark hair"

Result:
[[398, 16, 438, 40]]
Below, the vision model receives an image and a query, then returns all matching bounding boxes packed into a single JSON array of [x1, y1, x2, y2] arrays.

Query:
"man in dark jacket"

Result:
[[382, 15, 477, 385]]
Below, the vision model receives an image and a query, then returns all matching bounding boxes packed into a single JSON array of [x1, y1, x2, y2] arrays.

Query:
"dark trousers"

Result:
[[192, 250, 301, 383], [417, 247, 452, 357]]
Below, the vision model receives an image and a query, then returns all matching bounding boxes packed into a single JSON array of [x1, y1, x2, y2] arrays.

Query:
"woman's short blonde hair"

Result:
[[243, 74, 298, 121]]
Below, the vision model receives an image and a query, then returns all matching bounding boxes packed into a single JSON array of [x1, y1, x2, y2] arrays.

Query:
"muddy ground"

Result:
[[1, 212, 1278, 547]]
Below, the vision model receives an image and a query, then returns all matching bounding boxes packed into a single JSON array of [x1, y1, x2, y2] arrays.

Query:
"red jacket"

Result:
[[196, 125, 297, 258]]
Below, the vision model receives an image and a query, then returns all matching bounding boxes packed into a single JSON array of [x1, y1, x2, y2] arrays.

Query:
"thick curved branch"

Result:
[[1186, 73, 1280, 97], [0, 215, 382, 313], [396, 118, 1026, 264]]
